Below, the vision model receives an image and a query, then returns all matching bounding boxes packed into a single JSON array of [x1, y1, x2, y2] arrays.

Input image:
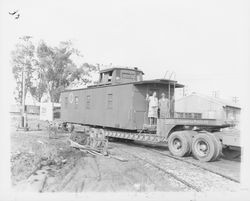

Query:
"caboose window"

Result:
[[177, 112, 184, 118], [107, 94, 113, 109], [86, 95, 90, 109], [108, 71, 113, 82], [75, 96, 79, 109], [194, 113, 202, 119], [65, 97, 68, 108], [184, 113, 192, 118], [116, 69, 121, 80]]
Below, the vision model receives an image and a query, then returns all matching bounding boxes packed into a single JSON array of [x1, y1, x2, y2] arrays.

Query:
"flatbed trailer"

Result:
[[66, 118, 240, 162]]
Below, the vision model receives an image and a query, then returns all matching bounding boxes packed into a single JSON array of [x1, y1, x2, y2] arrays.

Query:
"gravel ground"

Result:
[[114, 143, 242, 191], [124, 141, 241, 182]]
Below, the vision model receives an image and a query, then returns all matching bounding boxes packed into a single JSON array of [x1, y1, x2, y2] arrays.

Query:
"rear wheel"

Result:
[[210, 134, 222, 161], [191, 133, 218, 162], [168, 131, 191, 157], [183, 132, 194, 156]]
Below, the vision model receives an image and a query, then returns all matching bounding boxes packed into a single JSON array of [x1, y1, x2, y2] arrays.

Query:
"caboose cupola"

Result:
[[98, 67, 144, 85]]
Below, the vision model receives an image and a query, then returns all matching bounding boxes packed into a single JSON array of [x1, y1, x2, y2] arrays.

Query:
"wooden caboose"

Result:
[[60, 67, 183, 131]]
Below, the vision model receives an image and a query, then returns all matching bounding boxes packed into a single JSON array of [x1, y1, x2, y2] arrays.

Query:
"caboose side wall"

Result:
[[60, 84, 135, 130], [60, 82, 177, 131], [60, 90, 84, 124]]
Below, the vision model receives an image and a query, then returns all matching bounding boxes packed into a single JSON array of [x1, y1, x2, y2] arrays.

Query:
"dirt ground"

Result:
[[10, 114, 242, 192]]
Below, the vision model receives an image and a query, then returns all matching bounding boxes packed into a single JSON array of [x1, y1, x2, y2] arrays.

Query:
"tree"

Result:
[[11, 36, 36, 104], [29, 82, 47, 102], [36, 40, 99, 103], [11, 38, 99, 103]]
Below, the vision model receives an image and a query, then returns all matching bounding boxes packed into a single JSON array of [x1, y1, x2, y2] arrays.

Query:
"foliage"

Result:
[[12, 37, 99, 103], [11, 36, 36, 104], [36, 40, 99, 102]]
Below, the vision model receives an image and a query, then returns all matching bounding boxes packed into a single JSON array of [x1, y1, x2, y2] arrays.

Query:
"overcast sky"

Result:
[[0, 0, 248, 103]]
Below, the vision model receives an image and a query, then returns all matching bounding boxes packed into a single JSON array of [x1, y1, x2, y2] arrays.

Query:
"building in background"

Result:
[[10, 91, 40, 114], [10, 91, 61, 118], [40, 102, 61, 121], [175, 92, 241, 126]]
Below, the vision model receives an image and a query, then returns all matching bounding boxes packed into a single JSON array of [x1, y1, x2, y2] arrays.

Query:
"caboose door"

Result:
[[133, 91, 148, 129]]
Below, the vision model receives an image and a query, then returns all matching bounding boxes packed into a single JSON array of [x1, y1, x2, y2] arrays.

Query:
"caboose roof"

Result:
[[134, 79, 184, 88], [62, 79, 184, 93], [100, 67, 144, 74]]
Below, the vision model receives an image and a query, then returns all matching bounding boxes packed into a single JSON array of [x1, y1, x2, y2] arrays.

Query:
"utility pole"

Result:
[[19, 36, 32, 131], [21, 67, 25, 128], [19, 57, 28, 130], [212, 90, 220, 98], [232, 96, 239, 104]]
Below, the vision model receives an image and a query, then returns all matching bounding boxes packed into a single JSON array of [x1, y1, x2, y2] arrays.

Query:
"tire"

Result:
[[191, 133, 217, 162], [200, 133, 222, 161], [210, 134, 222, 161], [183, 131, 195, 156], [168, 131, 191, 157]]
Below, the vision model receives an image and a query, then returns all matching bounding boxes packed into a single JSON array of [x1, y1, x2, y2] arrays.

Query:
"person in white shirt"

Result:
[[146, 91, 158, 125]]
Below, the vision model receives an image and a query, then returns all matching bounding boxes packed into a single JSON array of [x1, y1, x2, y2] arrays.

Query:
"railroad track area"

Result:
[[112, 142, 241, 191], [119, 149, 201, 192], [148, 148, 240, 183], [112, 140, 241, 182]]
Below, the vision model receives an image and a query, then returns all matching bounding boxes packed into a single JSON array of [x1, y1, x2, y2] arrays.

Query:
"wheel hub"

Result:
[[200, 144, 207, 151], [173, 139, 182, 150], [196, 141, 209, 156]]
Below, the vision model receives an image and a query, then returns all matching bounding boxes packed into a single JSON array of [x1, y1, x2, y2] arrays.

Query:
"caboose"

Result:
[[60, 67, 239, 162]]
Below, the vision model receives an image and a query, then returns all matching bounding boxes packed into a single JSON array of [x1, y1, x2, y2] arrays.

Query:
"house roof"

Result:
[[176, 92, 241, 109]]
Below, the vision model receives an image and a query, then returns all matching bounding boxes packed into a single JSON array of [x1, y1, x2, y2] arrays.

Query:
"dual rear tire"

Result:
[[168, 131, 194, 157], [168, 131, 222, 162], [191, 133, 222, 162]]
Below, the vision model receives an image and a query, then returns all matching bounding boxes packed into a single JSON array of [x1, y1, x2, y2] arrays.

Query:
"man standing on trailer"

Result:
[[146, 91, 158, 125], [159, 93, 170, 118]]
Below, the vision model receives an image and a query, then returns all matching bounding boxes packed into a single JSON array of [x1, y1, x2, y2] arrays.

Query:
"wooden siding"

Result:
[[61, 84, 135, 130], [61, 82, 176, 130]]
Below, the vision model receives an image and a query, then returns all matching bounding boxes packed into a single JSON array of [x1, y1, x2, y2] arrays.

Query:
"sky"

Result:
[[0, 0, 249, 103]]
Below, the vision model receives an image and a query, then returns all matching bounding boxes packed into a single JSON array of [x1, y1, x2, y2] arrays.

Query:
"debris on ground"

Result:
[[108, 154, 129, 162], [69, 137, 108, 156]]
